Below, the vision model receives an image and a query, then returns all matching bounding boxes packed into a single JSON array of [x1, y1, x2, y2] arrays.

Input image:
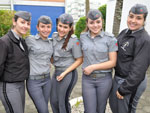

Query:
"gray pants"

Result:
[[109, 76, 147, 113], [27, 76, 51, 113], [82, 72, 112, 113], [0, 81, 25, 113], [50, 69, 77, 113]]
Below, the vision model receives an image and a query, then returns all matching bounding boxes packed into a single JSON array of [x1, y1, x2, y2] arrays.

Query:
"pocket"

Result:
[[82, 44, 88, 57], [32, 46, 41, 55], [95, 43, 108, 60]]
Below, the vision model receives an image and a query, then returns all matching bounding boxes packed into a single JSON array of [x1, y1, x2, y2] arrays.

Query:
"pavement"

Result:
[[0, 66, 150, 113]]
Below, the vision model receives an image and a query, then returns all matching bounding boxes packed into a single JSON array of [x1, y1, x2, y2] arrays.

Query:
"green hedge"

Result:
[[0, 10, 15, 37], [75, 4, 107, 38], [74, 16, 86, 39]]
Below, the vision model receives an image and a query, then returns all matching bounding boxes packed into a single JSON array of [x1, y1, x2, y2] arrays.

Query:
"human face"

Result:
[[37, 22, 52, 40], [13, 17, 31, 36], [87, 17, 102, 37], [57, 21, 72, 38], [127, 12, 145, 31]]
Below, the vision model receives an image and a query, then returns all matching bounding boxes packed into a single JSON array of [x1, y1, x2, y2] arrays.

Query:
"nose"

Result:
[[93, 23, 97, 27], [59, 27, 64, 32], [24, 23, 30, 29], [131, 17, 136, 22]]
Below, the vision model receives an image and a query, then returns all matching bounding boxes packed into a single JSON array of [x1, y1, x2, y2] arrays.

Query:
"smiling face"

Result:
[[13, 17, 31, 36], [87, 17, 103, 37], [57, 21, 72, 38], [127, 12, 145, 31], [37, 22, 52, 39]]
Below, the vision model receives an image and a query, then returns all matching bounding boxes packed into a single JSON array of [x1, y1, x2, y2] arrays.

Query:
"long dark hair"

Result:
[[62, 24, 74, 50]]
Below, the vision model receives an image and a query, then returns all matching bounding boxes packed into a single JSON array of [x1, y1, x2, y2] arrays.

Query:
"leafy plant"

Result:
[[0, 10, 15, 37]]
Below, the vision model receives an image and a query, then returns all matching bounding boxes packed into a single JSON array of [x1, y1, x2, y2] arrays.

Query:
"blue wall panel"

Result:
[[14, 5, 65, 37]]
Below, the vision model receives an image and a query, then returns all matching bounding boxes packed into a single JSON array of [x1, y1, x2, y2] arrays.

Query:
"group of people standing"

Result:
[[0, 3, 150, 113]]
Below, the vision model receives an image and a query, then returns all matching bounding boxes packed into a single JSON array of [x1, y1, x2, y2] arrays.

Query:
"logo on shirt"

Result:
[[121, 41, 129, 51]]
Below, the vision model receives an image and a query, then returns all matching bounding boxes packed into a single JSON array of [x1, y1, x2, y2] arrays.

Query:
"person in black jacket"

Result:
[[109, 4, 150, 113], [0, 11, 31, 113]]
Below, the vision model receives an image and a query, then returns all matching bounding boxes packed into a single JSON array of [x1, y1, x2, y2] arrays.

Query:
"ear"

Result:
[[12, 18, 16, 26], [36, 25, 39, 32]]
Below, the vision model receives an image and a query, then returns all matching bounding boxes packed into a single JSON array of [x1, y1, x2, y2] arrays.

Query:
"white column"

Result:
[[10, 0, 14, 10]]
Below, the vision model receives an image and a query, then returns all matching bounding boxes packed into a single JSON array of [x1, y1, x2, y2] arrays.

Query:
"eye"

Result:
[[27, 22, 31, 26], [136, 16, 143, 20], [21, 21, 25, 24], [58, 24, 62, 27], [64, 26, 68, 29], [96, 20, 101, 24], [47, 26, 51, 28], [89, 21, 94, 24], [40, 25, 45, 28], [129, 14, 134, 19]]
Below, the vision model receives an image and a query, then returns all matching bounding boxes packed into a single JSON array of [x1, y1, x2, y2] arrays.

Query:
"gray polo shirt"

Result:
[[25, 34, 53, 76], [80, 30, 118, 73], [52, 32, 82, 69]]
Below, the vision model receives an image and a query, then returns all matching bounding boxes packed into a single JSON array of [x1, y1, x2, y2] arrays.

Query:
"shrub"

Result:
[[0, 10, 15, 37], [74, 4, 107, 39], [0, 10, 30, 38], [98, 4, 106, 30], [74, 16, 86, 38]]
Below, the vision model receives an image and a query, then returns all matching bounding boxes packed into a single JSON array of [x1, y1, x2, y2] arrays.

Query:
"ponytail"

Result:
[[62, 25, 74, 50]]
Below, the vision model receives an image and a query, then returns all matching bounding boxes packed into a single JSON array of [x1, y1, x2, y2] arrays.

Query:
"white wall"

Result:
[[105, 0, 116, 33], [106, 0, 150, 34]]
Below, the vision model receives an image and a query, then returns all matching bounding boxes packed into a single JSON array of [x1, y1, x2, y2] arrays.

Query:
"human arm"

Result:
[[0, 39, 7, 77], [117, 37, 150, 96], [57, 37, 83, 81], [83, 52, 117, 75], [56, 57, 83, 81]]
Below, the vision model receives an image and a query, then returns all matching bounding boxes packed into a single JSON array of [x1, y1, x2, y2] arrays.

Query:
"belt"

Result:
[[29, 73, 50, 80], [90, 72, 109, 78], [55, 67, 67, 71]]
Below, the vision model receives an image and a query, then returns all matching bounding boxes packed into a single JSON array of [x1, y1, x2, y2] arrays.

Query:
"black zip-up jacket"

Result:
[[115, 28, 150, 96], [0, 30, 30, 82]]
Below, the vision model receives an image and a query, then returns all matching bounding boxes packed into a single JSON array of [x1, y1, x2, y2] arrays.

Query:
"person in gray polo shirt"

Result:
[[50, 13, 83, 113], [25, 16, 53, 113], [80, 9, 118, 113]]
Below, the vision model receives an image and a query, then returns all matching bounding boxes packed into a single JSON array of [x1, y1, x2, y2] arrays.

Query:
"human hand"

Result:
[[83, 65, 94, 75], [116, 91, 124, 99], [56, 72, 66, 81]]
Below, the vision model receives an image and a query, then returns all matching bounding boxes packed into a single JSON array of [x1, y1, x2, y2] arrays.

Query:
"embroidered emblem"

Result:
[[76, 40, 80, 45], [121, 41, 129, 51]]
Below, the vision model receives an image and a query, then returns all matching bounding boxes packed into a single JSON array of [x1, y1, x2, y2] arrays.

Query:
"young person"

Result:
[[0, 11, 31, 113], [109, 4, 150, 113], [50, 13, 83, 113], [80, 9, 118, 113], [25, 15, 53, 113]]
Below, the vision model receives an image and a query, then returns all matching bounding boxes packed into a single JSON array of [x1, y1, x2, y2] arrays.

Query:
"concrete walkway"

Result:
[[0, 66, 150, 113]]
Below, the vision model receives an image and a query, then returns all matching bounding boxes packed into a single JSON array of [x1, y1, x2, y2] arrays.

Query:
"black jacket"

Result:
[[115, 28, 150, 96], [0, 30, 30, 82]]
